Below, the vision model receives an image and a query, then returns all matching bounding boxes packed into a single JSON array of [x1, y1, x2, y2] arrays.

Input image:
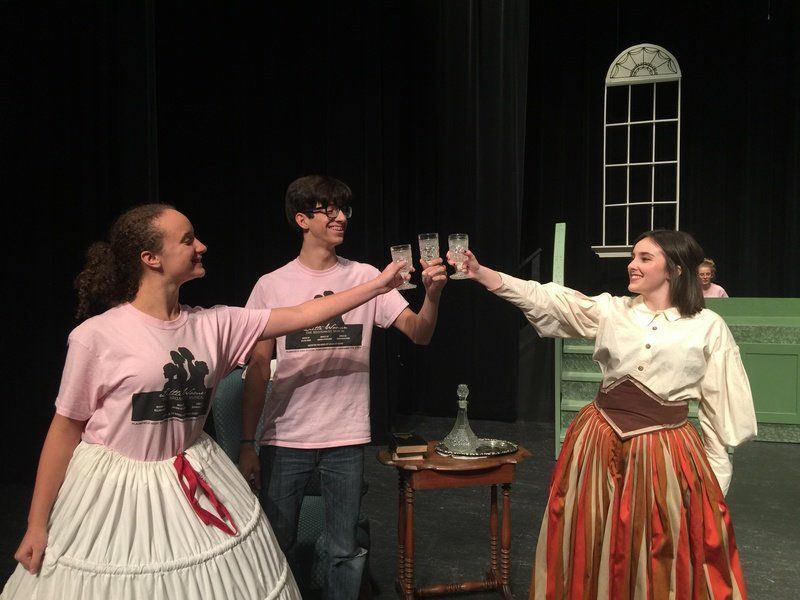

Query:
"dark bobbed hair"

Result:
[[284, 175, 352, 234], [634, 230, 706, 317], [74, 203, 174, 321]]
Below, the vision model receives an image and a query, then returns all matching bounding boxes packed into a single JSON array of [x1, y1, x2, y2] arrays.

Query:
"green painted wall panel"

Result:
[[729, 326, 800, 344], [739, 345, 800, 423], [705, 297, 800, 320]]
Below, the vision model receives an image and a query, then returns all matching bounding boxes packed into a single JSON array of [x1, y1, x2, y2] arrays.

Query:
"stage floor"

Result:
[[363, 417, 800, 599], [1, 416, 797, 598]]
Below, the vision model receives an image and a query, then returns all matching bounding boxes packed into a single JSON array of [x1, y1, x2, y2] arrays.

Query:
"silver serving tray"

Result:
[[435, 438, 518, 458]]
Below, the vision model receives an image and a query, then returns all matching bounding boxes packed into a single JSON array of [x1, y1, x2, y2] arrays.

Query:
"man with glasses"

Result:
[[240, 175, 446, 599]]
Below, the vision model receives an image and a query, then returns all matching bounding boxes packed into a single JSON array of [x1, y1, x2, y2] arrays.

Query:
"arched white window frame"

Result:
[[593, 44, 682, 258]]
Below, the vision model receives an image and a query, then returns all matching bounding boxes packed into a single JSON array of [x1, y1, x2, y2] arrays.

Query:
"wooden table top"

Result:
[[377, 441, 530, 472]]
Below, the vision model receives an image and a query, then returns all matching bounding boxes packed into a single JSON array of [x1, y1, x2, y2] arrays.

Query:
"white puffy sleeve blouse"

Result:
[[492, 272, 757, 495]]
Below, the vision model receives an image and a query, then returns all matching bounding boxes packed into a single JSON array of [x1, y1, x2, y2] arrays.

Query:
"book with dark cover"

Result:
[[388, 432, 428, 454]]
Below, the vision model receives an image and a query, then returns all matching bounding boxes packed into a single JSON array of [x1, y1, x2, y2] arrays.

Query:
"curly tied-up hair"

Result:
[[634, 229, 706, 317], [74, 203, 174, 321]]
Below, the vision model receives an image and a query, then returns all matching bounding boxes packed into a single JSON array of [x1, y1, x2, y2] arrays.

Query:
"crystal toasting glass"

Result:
[[448, 233, 469, 280], [390, 244, 417, 290], [417, 233, 439, 264]]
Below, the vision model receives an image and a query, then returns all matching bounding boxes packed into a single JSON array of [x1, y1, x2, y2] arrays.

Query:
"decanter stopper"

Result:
[[456, 384, 469, 406], [441, 384, 480, 453]]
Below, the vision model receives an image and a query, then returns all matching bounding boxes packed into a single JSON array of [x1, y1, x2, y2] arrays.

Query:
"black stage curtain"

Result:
[[524, 1, 800, 298], [153, 2, 529, 432], [2, 1, 527, 482], [4, 1, 797, 483], [3, 2, 159, 482]]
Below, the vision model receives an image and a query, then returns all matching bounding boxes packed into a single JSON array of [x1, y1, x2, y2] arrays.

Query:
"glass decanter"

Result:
[[441, 384, 480, 453]]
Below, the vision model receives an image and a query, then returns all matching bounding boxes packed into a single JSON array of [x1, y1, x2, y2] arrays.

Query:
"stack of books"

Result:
[[388, 432, 428, 461]]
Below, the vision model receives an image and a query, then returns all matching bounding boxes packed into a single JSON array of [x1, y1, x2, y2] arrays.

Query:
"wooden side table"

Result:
[[377, 441, 530, 599]]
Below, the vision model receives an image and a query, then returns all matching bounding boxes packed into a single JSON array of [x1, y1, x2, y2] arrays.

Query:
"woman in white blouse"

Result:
[[450, 230, 756, 600]]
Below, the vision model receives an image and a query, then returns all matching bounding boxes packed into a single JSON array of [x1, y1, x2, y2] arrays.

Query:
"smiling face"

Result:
[[150, 209, 207, 284], [627, 236, 673, 301], [297, 203, 348, 249], [697, 265, 713, 288]]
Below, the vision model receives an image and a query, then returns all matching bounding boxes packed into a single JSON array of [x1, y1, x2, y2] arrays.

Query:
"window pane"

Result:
[[630, 124, 653, 163], [629, 165, 652, 203], [605, 166, 627, 204], [605, 206, 628, 246], [630, 205, 652, 238], [653, 204, 676, 230], [606, 125, 628, 164], [655, 81, 679, 120], [630, 83, 654, 122], [655, 122, 678, 161], [606, 85, 628, 124], [654, 164, 677, 202]]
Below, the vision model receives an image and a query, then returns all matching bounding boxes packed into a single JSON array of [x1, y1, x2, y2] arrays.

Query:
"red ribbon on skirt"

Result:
[[173, 453, 238, 536]]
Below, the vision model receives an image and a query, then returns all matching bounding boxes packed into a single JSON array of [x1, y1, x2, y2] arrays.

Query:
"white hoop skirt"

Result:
[[2, 434, 300, 600]]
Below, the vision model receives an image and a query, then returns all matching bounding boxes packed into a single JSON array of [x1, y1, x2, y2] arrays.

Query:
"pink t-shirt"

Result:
[[703, 283, 729, 298], [245, 258, 408, 448], [55, 303, 271, 460]]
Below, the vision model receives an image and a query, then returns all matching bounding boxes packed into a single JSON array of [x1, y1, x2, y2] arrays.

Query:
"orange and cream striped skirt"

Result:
[[530, 402, 746, 599]]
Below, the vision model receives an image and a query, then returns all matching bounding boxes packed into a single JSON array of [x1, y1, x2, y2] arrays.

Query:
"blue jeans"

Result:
[[260, 444, 366, 600]]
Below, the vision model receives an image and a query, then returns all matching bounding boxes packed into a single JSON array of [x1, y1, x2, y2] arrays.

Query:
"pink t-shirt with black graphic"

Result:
[[55, 303, 270, 461], [246, 258, 408, 449]]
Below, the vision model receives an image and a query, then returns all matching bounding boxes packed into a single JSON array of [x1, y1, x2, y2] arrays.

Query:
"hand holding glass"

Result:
[[417, 233, 439, 264], [448, 233, 469, 279], [390, 244, 417, 290]]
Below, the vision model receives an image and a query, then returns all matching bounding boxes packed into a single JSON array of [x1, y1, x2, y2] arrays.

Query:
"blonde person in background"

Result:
[[698, 258, 729, 297]]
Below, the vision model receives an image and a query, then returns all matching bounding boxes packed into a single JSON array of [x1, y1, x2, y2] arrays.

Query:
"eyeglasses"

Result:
[[305, 205, 353, 220]]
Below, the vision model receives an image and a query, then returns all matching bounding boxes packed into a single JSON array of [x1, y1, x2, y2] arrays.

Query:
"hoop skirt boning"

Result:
[[2, 434, 300, 600], [531, 403, 747, 600]]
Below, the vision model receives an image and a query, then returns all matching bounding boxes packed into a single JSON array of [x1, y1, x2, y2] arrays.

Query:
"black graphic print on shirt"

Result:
[[285, 290, 363, 351], [131, 346, 212, 423]]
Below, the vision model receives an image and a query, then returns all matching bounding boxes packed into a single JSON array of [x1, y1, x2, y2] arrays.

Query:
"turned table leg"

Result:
[[488, 484, 499, 583], [500, 483, 512, 598], [397, 473, 407, 595], [403, 478, 415, 599]]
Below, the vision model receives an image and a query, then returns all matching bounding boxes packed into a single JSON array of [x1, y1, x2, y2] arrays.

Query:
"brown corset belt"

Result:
[[594, 375, 689, 440]]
